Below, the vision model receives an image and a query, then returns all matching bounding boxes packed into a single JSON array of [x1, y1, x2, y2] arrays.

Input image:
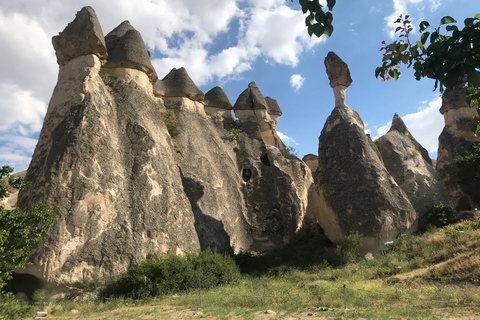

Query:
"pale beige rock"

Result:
[[302, 154, 318, 173]]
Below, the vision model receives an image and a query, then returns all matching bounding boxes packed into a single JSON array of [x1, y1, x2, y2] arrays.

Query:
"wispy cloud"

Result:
[[289, 74, 305, 92], [370, 96, 443, 154], [277, 131, 299, 145]]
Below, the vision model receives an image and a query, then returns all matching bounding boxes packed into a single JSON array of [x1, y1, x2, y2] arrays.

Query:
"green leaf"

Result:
[[375, 66, 383, 78], [315, 9, 326, 23], [305, 14, 314, 27], [419, 21, 430, 32], [307, 25, 314, 37], [421, 32, 430, 44], [430, 31, 439, 43], [467, 70, 480, 87], [312, 23, 325, 37], [446, 25, 458, 32], [325, 11, 333, 24], [324, 22, 334, 37], [299, 0, 309, 13], [327, 0, 336, 11], [440, 16, 456, 25], [475, 13, 480, 19]]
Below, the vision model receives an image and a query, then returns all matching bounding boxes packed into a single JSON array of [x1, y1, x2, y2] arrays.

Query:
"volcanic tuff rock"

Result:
[[52, 6, 107, 65], [103, 20, 157, 82], [154, 67, 205, 101], [375, 114, 449, 222], [324, 52, 352, 107], [315, 53, 416, 253], [17, 7, 313, 287], [436, 87, 480, 209], [204, 86, 234, 123]]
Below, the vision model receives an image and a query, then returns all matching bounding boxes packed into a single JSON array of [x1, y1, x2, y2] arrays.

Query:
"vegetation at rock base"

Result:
[[454, 142, 480, 184], [100, 250, 240, 300], [2, 213, 480, 319], [426, 203, 457, 229], [0, 165, 54, 319], [0, 166, 53, 288]]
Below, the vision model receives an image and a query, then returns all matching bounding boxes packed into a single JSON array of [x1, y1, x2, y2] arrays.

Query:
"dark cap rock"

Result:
[[439, 87, 469, 114], [204, 86, 232, 110], [154, 67, 205, 101], [104, 21, 157, 82], [265, 97, 282, 116], [52, 6, 107, 65], [233, 82, 268, 111], [324, 51, 353, 88]]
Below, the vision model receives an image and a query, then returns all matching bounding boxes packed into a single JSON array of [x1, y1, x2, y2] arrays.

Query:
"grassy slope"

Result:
[[7, 218, 480, 320]]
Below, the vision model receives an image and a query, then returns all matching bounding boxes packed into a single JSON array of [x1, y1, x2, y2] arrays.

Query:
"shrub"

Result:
[[228, 128, 242, 141], [101, 250, 240, 299], [279, 145, 299, 160], [334, 231, 363, 265], [426, 203, 456, 228], [100, 73, 120, 91], [0, 292, 32, 319]]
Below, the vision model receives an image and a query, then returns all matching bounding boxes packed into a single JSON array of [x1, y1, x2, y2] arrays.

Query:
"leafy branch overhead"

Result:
[[291, 0, 336, 37], [376, 13, 480, 133]]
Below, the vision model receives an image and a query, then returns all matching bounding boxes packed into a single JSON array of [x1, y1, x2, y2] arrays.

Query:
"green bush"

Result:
[[0, 292, 33, 319], [426, 203, 456, 228], [101, 250, 240, 299], [100, 73, 120, 91], [334, 231, 363, 265]]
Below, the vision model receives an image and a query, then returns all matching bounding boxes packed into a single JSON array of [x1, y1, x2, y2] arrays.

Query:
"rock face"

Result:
[[17, 7, 313, 287], [436, 87, 480, 209], [233, 82, 283, 148], [314, 52, 416, 253], [18, 9, 199, 286], [154, 67, 205, 101], [104, 21, 157, 82], [52, 6, 107, 65], [375, 114, 450, 223], [302, 154, 318, 173]]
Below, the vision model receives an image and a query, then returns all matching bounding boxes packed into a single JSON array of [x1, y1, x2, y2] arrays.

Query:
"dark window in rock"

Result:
[[3, 272, 45, 301], [242, 168, 252, 182], [260, 154, 271, 166]]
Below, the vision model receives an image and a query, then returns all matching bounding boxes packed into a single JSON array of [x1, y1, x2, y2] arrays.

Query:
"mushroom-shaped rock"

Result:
[[437, 87, 480, 209], [324, 52, 352, 107], [265, 97, 282, 116], [302, 154, 318, 173], [154, 67, 205, 102], [324, 52, 352, 89], [233, 82, 268, 111], [104, 21, 157, 82], [204, 86, 232, 110], [52, 6, 107, 65], [375, 114, 449, 222], [314, 105, 417, 253]]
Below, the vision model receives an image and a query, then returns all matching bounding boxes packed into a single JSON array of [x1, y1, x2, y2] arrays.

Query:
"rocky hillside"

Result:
[[14, 6, 479, 289]]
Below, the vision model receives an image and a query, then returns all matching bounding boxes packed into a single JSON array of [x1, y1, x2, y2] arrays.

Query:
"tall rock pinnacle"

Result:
[[324, 52, 353, 107]]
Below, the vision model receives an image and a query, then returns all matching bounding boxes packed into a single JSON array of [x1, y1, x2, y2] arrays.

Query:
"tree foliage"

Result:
[[0, 165, 53, 288], [376, 13, 480, 133], [291, 0, 336, 37], [454, 142, 480, 184]]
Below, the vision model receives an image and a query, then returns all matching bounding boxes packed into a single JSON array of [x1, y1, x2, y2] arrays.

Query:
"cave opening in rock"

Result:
[[260, 154, 271, 166], [3, 272, 45, 302], [242, 168, 252, 182]]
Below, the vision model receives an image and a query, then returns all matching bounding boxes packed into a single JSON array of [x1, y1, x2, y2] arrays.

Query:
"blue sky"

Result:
[[0, 0, 477, 172]]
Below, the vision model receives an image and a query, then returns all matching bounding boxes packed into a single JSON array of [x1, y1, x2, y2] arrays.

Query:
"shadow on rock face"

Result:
[[179, 168, 231, 252]]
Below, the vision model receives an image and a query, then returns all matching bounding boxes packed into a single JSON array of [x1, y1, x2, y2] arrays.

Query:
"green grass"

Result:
[[5, 218, 480, 319]]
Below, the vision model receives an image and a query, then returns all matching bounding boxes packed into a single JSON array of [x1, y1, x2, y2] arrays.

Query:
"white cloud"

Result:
[[289, 74, 305, 92], [0, 0, 327, 168], [371, 96, 443, 153], [429, 0, 441, 11], [277, 131, 299, 145], [384, 0, 427, 38]]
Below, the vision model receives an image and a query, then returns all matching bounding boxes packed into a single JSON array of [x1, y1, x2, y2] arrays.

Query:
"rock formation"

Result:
[[302, 154, 318, 173], [103, 20, 157, 83], [233, 82, 283, 148], [154, 67, 205, 102], [314, 53, 417, 253], [18, 8, 200, 286], [324, 51, 352, 107], [17, 7, 313, 288], [375, 114, 450, 223], [52, 6, 107, 65], [436, 87, 480, 209], [204, 86, 234, 122]]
